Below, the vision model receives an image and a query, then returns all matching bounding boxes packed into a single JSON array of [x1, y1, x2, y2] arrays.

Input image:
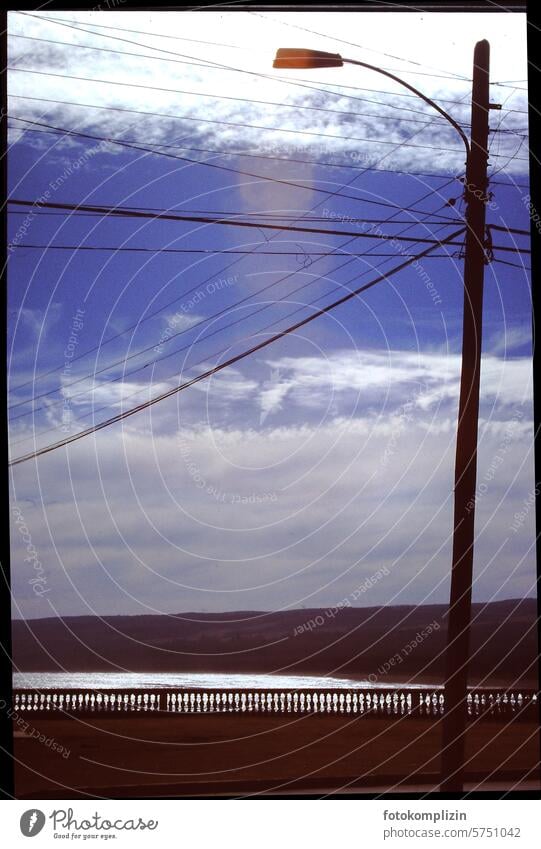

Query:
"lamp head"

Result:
[[273, 48, 343, 69]]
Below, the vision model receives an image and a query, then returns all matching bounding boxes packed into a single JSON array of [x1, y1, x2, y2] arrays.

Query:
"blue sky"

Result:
[[7, 10, 535, 619]]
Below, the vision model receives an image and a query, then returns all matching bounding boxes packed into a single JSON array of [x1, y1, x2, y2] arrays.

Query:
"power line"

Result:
[[9, 183, 463, 401], [9, 254, 405, 441], [9, 215, 462, 408], [14, 12, 528, 95], [11, 41, 474, 129], [2, 89, 478, 141], [11, 12, 482, 133], [8, 23, 528, 136], [10, 75, 471, 415], [489, 134, 529, 178], [9, 271, 395, 439], [5, 233, 523, 419], [9, 92, 527, 139], [282, 78, 527, 114], [8, 77, 498, 158], [8, 32, 216, 70], [9, 67, 472, 458], [8, 227, 464, 467], [248, 11, 528, 91], [482, 244, 530, 255], [9, 68, 468, 406], [7, 41, 527, 138], [16, 221, 533, 423], [13, 13, 257, 53], [10, 237, 458, 443], [14, 12, 257, 78], [9, 191, 465, 427], [251, 10, 468, 80], [7, 221, 466, 413], [9, 243, 463, 423], [10, 239, 529, 414], [11, 188, 464, 423], [7, 12, 491, 109], [10, 122, 530, 189], [5, 200, 459, 224], [6, 209, 458, 225], [8, 18, 257, 53], [487, 224, 531, 237], [6, 197, 460, 226], [10, 244, 459, 255], [492, 257, 531, 271], [8, 198, 466, 245], [8, 70, 528, 158], [9, 187, 463, 408], [5, 33, 490, 126], [10, 60, 489, 124], [10, 116, 466, 213], [280, 78, 527, 113], [16, 11, 528, 92]]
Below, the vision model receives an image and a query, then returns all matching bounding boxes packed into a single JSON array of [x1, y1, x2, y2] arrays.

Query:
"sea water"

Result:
[[13, 671, 432, 690]]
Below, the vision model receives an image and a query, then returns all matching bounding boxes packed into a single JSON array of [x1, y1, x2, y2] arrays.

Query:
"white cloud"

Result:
[[485, 324, 533, 356], [7, 11, 529, 179], [261, 348, 532, 415], [191, 366, 258, 402], [9, 345, 535, 619]]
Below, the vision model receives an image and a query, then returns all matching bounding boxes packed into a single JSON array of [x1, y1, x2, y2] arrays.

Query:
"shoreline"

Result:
[[337, 672, 538, 688], [12, 670, 537, 690]]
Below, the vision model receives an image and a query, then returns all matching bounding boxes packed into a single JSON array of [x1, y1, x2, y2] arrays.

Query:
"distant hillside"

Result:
[[12, 599, 538, 684]]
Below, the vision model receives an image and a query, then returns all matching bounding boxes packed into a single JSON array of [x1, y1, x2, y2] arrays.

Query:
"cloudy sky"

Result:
[[7, 10, 534, 619]]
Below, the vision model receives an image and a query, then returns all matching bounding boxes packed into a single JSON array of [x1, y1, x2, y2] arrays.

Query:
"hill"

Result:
[[11, 599, 538, 685]]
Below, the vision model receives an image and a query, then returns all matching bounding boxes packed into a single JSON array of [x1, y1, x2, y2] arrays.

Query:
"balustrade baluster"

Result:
[[11, 686, 537, 723]]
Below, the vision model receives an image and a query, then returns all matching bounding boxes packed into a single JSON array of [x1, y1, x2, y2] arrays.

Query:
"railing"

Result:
[[12, 688, 538, 720]]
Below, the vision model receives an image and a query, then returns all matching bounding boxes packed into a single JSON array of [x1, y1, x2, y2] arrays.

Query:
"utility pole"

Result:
[[441, 40, 492, 792], [272, 39, 497, 794]]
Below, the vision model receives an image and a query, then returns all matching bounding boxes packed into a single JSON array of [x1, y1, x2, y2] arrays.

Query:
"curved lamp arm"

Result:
[[273, 48, 470, 160]]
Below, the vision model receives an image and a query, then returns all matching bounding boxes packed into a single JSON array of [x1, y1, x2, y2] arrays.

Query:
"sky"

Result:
[[6, 10, 535, 620]]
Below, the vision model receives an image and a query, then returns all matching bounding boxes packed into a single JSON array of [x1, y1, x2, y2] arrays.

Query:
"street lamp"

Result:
[[273, 43, 492, 792]]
